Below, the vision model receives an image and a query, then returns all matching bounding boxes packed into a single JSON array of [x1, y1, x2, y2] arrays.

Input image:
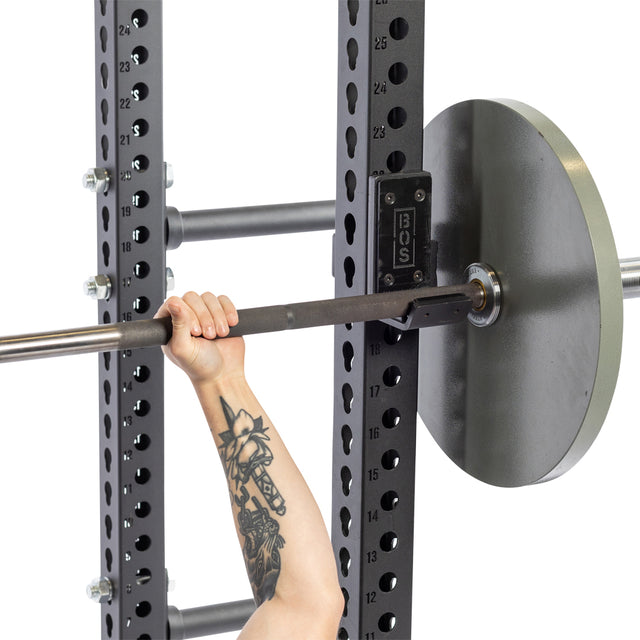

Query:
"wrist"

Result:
[[191, 371, 248, 396]]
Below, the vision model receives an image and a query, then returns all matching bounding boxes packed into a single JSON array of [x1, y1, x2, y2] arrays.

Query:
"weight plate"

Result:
[[419, 99, 623, 487]]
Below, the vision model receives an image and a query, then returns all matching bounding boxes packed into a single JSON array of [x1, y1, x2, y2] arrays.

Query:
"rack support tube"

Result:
[[167, 600, 256, 639]]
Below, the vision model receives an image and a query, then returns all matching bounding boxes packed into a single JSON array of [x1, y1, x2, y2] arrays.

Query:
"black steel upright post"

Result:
[[94, 1, 167, 638], [332, 1, 425, 639]]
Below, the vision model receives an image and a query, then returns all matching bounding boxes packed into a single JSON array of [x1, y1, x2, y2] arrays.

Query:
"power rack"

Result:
[[0, 1, 639, 640]]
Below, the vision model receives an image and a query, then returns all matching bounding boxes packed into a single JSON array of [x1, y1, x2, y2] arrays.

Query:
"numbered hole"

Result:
[[131, 46, 149, 65], [346, 82, 358, 115], [342, 341, 354, 372], [103, 379, 112, 404], [388, 106, 407, 130], [338, 629, 349, 640], [383, 365, 402, 387], [341, 425, 353, 455], [101, 135, 109, 161], [102, 241, 110, 267], [380, 531, 399, 552], [131, 82, 149, 102], [381, 490, 399, 511], [390, 17, 409, 40], [106, 614, 113, 638], [131, 9, 148, 28], [134, 399, 150, 416], [388, 61, 408, 85], [339, 547, 351, 577], [340, 507, 352, 537], [133, 297, 151, 315], [381, 449, 400, 470], [342, 383, 354, 414], [101, 99, 109, 126], [344, 257, 355, 289], [135, 535, 151, 551], [384, 325, 403, 345], [382, 408, 401, 429], [104, 481, 112, 506], [346, 126, 357, 159], [105, 514, 113, 540], [135, 468, 151, 485], [134, 261, 150, 279], [136, 568, 152, 586], [345, 170, 356, 202], [100, 63, 109, 89], [135, 601, 152, 618], [347, 0, 359, 25], [132, 155, 150, 172], [133, 226, 150, 244], [132, 191, 149, 209], [344, 214, 356, 245], [341, 466, 353, 496], [134, 433, 151, 451], [135, 501, 151, 518], [379, 572, 398, 592], [104, 413, 112, 438], [132, 119, 149, 137], [378, 613, 397, 632], [387, 150, 407, 173], [133, 366, 150, 383], [347, 38, 358, 70], [105, 547, 113, 572]]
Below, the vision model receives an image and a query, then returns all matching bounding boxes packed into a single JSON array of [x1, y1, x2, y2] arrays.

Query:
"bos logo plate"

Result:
[[393, 207, 416, 269]]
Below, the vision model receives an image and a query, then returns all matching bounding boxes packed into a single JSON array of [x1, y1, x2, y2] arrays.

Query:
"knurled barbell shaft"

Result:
[[0, 283, 484, 364]]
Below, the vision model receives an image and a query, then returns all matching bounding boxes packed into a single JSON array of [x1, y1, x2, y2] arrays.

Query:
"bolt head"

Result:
[[383, 273, 395, 286], [86, 577, 113, 604], [83, 168, 110, 194], [164, 162, 174, 189], [166, 267, 175, 292], [413, 270, 424, 283], [84, 275, 112, 301], [415, 189, 427, 202], [384, 192, 396, 206]]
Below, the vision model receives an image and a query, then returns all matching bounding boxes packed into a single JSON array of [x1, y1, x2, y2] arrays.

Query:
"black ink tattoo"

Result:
[[219, 397, 286, 515], [236, 486, 285, 604], [218, 397, 286, 604]]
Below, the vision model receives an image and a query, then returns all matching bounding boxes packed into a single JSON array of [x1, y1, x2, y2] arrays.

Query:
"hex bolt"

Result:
[[166, 267, 175, 292], [383, 273, 395, 286], [82, 168, 110, 195], [413, 270, 424, 283], [414, 189, 426, 202], [164, 162, 174, 189], [86, 577, 113, 604], [84, 275, 112, 301], [384, 192, 396, 206]]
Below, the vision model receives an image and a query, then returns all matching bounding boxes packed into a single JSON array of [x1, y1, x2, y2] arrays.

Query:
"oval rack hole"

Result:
[[341, 466, 353, 496]]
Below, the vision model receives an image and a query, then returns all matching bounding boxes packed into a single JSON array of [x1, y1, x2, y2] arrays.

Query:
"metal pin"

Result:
[[385, 193, 396, 206]]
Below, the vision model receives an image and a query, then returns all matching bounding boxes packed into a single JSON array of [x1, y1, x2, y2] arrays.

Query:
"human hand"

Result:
[[154, 292, 245, 385]]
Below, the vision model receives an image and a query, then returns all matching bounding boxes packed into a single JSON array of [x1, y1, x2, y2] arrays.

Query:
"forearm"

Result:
[[192, 375, 341, 613]]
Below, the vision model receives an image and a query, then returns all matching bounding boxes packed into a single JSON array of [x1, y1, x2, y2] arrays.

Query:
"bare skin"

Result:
[[155, 292, 343, 639]]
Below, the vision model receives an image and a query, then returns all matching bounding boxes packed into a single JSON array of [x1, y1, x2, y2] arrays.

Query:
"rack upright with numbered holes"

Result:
[[92, 2, 168, 638], [332, 2, 427, 638]]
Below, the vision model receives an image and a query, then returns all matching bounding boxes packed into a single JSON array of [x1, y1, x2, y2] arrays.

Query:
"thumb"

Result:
[[156, 298, 197, 357]]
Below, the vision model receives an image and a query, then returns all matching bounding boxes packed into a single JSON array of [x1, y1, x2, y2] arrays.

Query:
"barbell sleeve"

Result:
[[0, 283, 483, 364], [621, 257, 640, 299]]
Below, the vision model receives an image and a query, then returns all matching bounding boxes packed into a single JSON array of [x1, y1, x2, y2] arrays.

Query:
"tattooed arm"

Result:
[[155, 292, 343, 639]]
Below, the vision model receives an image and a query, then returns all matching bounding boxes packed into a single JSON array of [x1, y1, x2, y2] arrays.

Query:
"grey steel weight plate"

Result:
[[419, 99, 623, 487]]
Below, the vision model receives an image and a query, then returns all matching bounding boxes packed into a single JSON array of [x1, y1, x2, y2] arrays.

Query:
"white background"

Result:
[[0, 1, 638, 639]]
